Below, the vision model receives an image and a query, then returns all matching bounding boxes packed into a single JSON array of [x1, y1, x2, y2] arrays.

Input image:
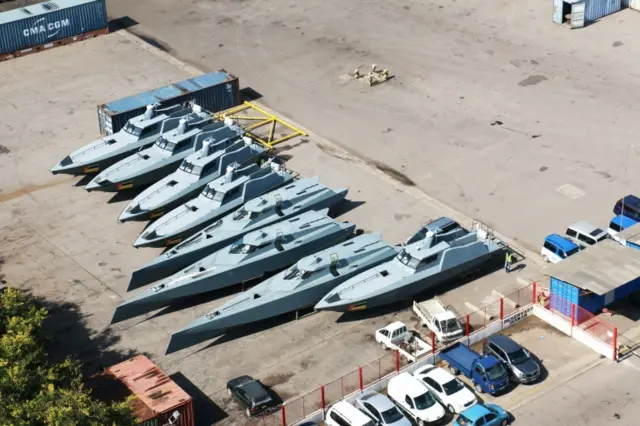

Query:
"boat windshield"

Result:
[[233, 207, 260, 220], [179, 160, 203, 176], [155, 137, 176, 151], [396, 249, 420, 269], [123, 121, 142, 137], [230, 243, 258, 254], [283, 265, 313, 280]]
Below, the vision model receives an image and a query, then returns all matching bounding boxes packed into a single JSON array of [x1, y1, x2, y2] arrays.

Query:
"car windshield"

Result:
[[381, 406, 404, 423], [414, 391, 437, 410], [486, 363, 507, 381], [123, 121, 142, 136], [155, 137, 176, 151], [396, 249, 420, 269], [442, 319, 461, 333], [442, 378, 465, 395], [179, 160, 203, 175], [508, 348, 530, 365]]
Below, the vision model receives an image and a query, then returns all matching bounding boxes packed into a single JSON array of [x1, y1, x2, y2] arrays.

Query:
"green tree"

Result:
[[0, 287, 138, 426]]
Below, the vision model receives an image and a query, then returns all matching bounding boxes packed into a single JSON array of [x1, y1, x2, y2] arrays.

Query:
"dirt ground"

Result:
[[104, 0, 640, 253]]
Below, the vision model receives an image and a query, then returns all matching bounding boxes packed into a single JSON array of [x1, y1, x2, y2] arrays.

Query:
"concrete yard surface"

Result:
[[105, 0, 640, 253]]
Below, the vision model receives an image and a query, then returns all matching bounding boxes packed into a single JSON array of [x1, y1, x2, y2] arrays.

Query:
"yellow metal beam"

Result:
[[214, 101, 307, 149]]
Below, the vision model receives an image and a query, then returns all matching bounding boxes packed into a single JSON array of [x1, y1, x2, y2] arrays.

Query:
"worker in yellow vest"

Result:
[[505, 252, 514, 274]]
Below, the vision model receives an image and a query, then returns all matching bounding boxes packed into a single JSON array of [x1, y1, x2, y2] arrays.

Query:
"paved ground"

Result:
[[104, 0, 640, 253], [0, 34, 541, 426]]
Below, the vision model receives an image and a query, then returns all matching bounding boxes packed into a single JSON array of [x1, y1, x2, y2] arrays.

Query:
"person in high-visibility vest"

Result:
[[505, 252, 514, 273]]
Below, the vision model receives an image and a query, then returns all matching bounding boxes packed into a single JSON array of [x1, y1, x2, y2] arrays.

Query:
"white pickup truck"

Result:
[[413, 297, 464, 343], [375, 321, 432, 362]]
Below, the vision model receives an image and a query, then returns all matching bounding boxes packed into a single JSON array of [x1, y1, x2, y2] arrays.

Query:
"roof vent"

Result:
[[21, 8, 34, 15], [41, 2, 60, 11], [192, 104, 202, 114], [176, 118, 187, 135], [143, 104, 154, 120]]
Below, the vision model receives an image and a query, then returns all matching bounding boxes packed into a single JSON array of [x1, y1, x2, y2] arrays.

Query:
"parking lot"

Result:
[[2, 4, 640, 423]]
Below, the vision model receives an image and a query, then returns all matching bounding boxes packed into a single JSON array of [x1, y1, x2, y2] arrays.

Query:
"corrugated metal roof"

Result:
[[0, 0, 96, 25], [544, 239, 640, 295], [616, 223, 640, 245], [103, 72, 232, 114], [108, 355, 192, 420]]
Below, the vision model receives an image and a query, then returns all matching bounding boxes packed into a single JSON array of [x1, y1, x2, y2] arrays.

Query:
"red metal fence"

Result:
[[258, 283, 537, 425]]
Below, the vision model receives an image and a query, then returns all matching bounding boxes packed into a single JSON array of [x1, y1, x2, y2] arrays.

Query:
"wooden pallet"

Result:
[[0, 27, 109, 62]]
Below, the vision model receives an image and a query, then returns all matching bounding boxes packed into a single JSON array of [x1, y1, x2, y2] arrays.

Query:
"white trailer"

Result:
[[413, 297, 464, 343], [375, 321, 432, 362]]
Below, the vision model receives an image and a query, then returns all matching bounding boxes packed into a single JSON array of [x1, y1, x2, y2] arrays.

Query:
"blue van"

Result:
[[613, 195, 640, 221], [540, 234, 580, 263], [608, 215, 638, 243]]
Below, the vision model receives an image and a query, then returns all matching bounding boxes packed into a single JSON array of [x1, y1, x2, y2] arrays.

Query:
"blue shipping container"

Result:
[[585, 0, 621, 21], [0, 0, 108, 55], [97, 71, 241, 135], [550, 276, 605, 320]]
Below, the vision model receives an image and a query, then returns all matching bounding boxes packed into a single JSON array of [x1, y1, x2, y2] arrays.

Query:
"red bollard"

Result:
[[395, 350, 400, 372], [281, 405, 286, 426], [465, 314, 470, 336], [613, 327, 618, 361], [532, 281, 537, 305], [359, 367, 364, 390], [321, 385, 326, 411], [431, 331, 436, 353], [500, 298, 504, 320]]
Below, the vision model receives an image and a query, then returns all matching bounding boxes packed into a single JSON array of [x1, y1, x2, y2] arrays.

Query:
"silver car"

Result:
[[355, 392, 412, 426]]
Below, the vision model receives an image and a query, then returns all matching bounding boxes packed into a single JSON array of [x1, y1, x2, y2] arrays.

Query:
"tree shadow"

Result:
[[36, 295, 138, 376], [170, 372, 229, 425]]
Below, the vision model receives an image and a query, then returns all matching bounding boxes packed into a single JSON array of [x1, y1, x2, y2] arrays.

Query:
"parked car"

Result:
[[454, 403, 510, 426], [608, 215, 638, 243], [387, 372, 446, 426], [438, 343, 510, 395], [326, 401, 375, 426], [483, 335, 540, 384], [540, 234, 580, 263], [226, 375, 278, 417], [413, 364, 477, 414], [613, 194, 640, 221], [565, 221, 608, 248], [355, 391, 412, 426]]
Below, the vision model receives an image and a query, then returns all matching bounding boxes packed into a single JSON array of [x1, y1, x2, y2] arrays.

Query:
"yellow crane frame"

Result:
[[214, 101, 307, 149]]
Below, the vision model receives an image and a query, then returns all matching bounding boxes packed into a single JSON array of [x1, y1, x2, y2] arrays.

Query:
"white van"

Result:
[[325, 401, 375, 426], [387, 373, 446, 426]]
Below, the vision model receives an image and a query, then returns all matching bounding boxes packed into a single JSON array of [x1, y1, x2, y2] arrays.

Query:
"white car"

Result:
[[387, 372, 446, 426], [413, 364, 477, 414]]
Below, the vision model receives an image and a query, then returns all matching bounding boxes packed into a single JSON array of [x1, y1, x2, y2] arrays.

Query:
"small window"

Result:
[[609, 222, 622, 233], [440, 222, 459, 233], [417, 254, 438, 268], [484, 413, 498, 422], [543, 241, 556, 253], [405, 395, 414, 408], [474, 365, 484, 375], [566, 228, 578, 238], [577, 233, 594, 245]]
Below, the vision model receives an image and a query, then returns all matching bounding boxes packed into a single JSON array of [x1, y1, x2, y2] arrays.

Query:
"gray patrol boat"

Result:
[[315, 218, 504, 312], [126, 177, 348, 291], [131, 161, 294, 249], [165, 232, 398, 354], [111, 209, 355, 324], [118, 133, 267, 222], [85, 107, 216, 192], [51, 104, 193, 176]]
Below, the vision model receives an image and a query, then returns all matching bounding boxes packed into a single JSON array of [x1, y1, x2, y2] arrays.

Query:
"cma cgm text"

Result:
[[23, 19, 71, 37]]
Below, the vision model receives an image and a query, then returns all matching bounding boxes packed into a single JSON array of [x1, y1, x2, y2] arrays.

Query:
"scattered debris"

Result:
[[352, 64, 391, 87], [490, 120, 504, 126]]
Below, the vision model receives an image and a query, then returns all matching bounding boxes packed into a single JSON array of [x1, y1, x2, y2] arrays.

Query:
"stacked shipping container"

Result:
[[0, 0, 108, 59]]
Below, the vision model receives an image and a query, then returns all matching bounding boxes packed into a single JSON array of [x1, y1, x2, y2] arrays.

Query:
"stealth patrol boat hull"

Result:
[[166, 232, 398, 353], [111, 209, 355, 324], [126, 177, 348, 290]]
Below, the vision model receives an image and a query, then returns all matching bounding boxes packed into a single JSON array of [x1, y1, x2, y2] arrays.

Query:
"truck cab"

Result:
[[439, 343, 510, 396], [413, 297, 463, 343], [375, 322, 431, 362]]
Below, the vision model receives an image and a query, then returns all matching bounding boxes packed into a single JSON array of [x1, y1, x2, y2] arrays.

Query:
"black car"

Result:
[[226, 375, 279, 417], [483, 335, 540, 384]]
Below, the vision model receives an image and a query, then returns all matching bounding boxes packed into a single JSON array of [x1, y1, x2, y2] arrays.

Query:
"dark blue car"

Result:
[[614, 195, 640, 222], [483, 335, 540, 384]]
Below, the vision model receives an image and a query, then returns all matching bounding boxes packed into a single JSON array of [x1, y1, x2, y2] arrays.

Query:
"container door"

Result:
[[631, 0, 640, 10], [553, 0, 565, 23], [571, 2, 585, 28]]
